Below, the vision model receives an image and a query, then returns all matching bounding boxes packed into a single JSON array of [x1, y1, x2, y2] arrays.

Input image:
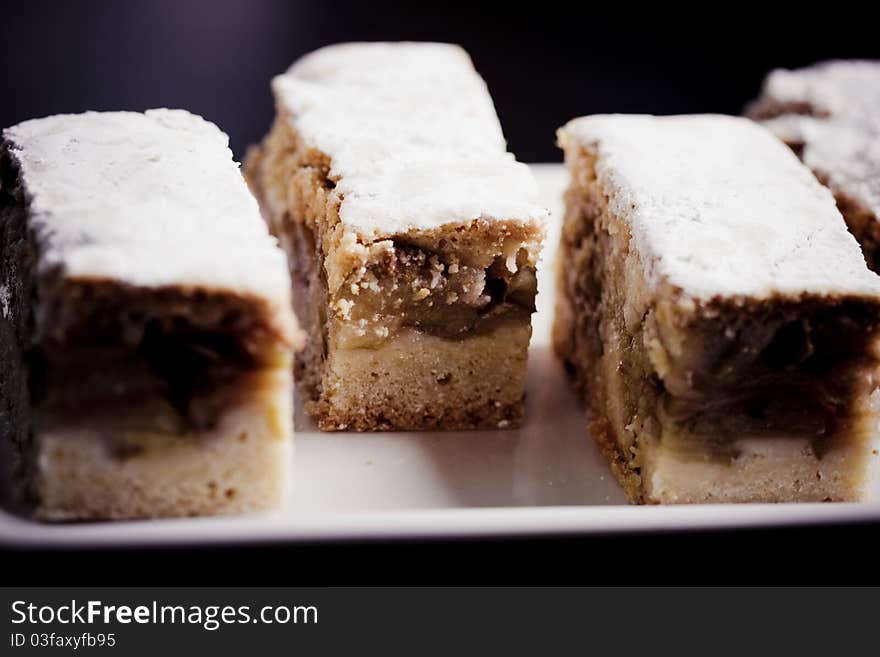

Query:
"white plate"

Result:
[[2, 163, 879, 548]]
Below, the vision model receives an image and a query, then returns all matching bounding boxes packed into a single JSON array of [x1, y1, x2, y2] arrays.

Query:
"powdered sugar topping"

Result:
[[3, 110, 294, 328], [272, 42, 547, 239], [560, 114, 880, 300]]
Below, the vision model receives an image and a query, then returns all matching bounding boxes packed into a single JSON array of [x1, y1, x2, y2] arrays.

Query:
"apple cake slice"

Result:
[[555, 114, 880, 504], [0, 110, 301, 519], [246, 43, 546, 431]]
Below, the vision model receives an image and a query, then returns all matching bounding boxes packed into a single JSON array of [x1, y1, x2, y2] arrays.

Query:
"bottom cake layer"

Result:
[[312, 322, 531, 431], [34, 368, 293, 520], [641, 435, 874, 504], [588, 400, 877, 503]]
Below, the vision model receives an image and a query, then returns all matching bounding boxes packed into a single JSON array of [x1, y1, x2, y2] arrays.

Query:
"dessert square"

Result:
[[747, 61, 880, 271], [0, 110, 301, 519], [555, 114, 880, 503], [246, 43, 546, 431]]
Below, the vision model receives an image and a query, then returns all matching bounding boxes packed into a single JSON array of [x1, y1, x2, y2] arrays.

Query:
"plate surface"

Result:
[[2, 163, 879, 547]]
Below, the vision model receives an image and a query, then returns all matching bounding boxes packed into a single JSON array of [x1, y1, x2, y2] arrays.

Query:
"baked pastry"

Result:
[[245, 43, 546, 431], [747, 61, 880, 270], [0, 109, 301, 519], [555, 113, 880, 504]]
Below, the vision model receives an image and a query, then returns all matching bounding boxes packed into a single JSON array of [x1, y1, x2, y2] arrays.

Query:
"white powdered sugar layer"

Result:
[[763, 117, 880, 228], [757, 60, 880, 121], [753, 61, 880, 223], [3, 109, 293, 311], [272, 42, 547, 238], [559, 114, 880, 300]]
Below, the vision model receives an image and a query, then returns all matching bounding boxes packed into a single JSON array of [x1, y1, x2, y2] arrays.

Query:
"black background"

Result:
[[4, 0, 879, 162], [5, 523, 880, 585], [2, 1, 880, 584]]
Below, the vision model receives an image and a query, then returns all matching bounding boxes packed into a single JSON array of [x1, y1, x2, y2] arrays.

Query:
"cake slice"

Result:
[[245, 43, 546, 431], [555, 114, 880, 504], [747, 61, 880, 270], [0, 109, 302, 520]]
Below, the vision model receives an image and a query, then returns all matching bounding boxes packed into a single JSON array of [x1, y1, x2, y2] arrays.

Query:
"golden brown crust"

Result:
[[312, 398, 523, 432], [585, 400, 644, 504], [554, 261, 643, 503]]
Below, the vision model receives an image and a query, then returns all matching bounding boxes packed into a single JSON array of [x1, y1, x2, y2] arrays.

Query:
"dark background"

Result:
[[3, 1, 880, 584], [3, 1, 879, 162]]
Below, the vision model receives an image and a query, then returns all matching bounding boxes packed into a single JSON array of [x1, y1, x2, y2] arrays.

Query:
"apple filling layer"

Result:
[[648, 301, 880, 462], [330, 239, 537, 349]]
